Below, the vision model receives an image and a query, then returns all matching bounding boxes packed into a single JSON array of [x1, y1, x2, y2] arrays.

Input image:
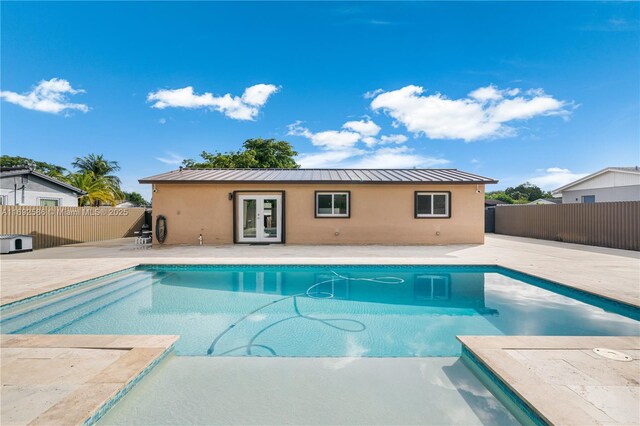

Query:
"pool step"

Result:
[[2, 272, 153, 334]]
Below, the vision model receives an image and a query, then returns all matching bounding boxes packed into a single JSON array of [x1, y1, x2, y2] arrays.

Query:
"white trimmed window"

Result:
[[39, 198, 60, 207], [415, 192, 450, 218], [315, 192, 350, 218]]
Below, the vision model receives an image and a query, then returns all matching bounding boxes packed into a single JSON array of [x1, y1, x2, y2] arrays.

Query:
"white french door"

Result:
[[237, 195, 282, 243]]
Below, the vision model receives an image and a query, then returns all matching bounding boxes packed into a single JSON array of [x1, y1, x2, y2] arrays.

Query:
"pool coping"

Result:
[[0, 334, 179, 426], [457, 335, 640, 426]]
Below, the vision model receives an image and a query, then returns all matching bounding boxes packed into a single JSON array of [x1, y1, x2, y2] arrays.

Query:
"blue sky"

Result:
[[2, 2, 639, 199]]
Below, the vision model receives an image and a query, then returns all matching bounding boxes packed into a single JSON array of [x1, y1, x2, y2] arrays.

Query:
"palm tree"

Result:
[[72, 154, 122, 186], [66, 172, 123, 207]]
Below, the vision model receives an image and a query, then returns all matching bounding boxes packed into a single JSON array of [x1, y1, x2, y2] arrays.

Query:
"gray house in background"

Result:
[[0, 167, 86, 206], [552, 167, 640, 204]]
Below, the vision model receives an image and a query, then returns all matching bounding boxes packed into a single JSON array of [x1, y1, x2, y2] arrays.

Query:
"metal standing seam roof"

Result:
[[139, 168, 498, 184]]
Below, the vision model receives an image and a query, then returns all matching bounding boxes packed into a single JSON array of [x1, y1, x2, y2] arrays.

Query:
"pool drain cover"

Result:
[[593, 348, 632, 362]]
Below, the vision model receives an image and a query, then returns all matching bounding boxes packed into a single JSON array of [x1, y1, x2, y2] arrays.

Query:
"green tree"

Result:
[[183, 138, 299, 169], [504, 182, 552, 202], [123, 191, 150, 207], [0, 155, 68, 179], [66, 172, 123, 207], [485, 192, 514, 204], [72, 154, 122, 186]]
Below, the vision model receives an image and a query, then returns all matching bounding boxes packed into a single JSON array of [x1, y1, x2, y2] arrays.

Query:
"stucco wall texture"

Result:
[[151, 183, 486, 245]]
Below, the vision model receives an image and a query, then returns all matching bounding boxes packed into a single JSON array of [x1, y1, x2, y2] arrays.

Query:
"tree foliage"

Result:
[[504, 182, 552, 202], [66, 172, 123, 207], [487, 182, 553, 204], [68, 154, 123, 206], [123, 191, 150, 207], [485, 192, 515, 204], [0, 155, 68, 179], [183, 138, 299, 169], [72, 154, 122, 186]]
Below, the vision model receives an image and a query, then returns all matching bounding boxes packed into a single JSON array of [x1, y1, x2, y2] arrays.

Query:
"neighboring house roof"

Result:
[[0, 167, 87, 195], [552, 166, 640, 195], [139, 168, 498, 184], [528, 198, 562, 205], [115, 201, 136, 208]]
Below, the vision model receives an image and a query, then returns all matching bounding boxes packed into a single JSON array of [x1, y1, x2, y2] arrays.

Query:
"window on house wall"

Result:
[[0, 195, 5, 205], [39, 198, 60, 207], [581, 195, 596, 204], [315, 192, 350, 217], [415, 192, 450, 218]]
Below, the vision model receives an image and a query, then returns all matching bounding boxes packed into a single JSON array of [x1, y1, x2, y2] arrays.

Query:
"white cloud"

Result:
[[469, 85, 503, 102], [342, 119, 381, 137], [290, 118, 445, 169], [297, 148, 365, 168], [289, 119, 409, 150], [0, 78, 89, 115], [159, 118, 167, 125], [363, 88, 384, 99], [147, 83, 280, 120], [379, 134, 408, 144], [370, 84, 572, 141], [529, 167, 588, 190], [155, 152, 184, 165], [347, 146, 449, 169], [288, 122, 362, 150]]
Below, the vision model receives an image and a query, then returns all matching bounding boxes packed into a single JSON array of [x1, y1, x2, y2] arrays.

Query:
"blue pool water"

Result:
[[1, 265, 638, 357]]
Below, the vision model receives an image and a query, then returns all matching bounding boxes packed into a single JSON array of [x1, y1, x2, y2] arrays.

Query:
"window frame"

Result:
[[581, 195, 596, 204], [314, 191, 351, 218], [414, 191, 451, 219], [38, 197, 61, 207]]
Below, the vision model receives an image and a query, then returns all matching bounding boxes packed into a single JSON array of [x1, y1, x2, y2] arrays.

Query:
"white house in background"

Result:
[[0, 167, 86, 206], [552, 167, 640, 204], [528, 198, 562, 205]]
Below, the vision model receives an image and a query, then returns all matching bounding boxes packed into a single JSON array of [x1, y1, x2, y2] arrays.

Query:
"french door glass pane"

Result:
[[333, 194, 348, 215], [416, 195, 432, 215], [317, 194, 333, 214], [263, 199, 278, 238], [433, 195, 447, 215], [242, 199, 257, 238]]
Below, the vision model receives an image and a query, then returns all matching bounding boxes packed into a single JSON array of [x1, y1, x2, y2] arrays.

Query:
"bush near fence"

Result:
[[0, 206, 146, 250], [495, 201, 640, 251]]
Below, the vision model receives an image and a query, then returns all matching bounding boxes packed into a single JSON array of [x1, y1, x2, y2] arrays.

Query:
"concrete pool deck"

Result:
[[459, 336, 640, 426], [1, 235, 638, 425], [1, 234, 639, 307], [0, 334, 178, 426]]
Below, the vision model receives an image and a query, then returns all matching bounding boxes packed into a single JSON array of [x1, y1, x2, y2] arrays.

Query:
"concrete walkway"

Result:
[[1, 234, 638, 307]]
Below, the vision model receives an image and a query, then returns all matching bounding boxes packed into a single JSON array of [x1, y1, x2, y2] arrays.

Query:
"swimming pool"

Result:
[[2, 264, 638, 357]]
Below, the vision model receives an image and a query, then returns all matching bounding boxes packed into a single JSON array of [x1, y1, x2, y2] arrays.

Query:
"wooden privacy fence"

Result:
[[495, 201, 640, 251], [0, 206, 146, 250]]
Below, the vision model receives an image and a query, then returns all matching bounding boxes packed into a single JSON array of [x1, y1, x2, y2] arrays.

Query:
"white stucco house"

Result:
[[552, 167, 640, 204], [0, 167, 86, 206]]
